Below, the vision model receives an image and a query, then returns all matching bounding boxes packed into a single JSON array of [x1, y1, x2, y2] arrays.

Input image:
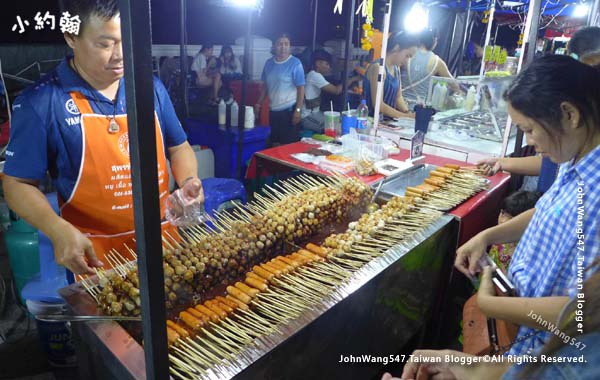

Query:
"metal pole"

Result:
[[507, 0, 542, 158], [373, 0, 393, 133], [493, 23, 499, 45], [118, 1, 169, 379], [237, 9, 253, 180], [447, 11, 459, 64], [312, 0, 319, 51], [180, 0, 189, 120], [342, 0, 356, 109], [517, 0, 542, 72], [588, 0, 600, 26], [478, 1, 495, 81], [456, 0, 472, 76]]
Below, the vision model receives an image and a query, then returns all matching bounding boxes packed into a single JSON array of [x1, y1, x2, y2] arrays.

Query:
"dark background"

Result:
[[0, 0, 503, 47]]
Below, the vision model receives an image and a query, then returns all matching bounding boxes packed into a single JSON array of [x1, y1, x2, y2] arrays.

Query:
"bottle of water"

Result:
[[356, 99, 369, 133]]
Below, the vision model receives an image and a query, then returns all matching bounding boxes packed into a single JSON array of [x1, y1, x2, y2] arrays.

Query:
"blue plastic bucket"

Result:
[[26, 300, 77, 367]]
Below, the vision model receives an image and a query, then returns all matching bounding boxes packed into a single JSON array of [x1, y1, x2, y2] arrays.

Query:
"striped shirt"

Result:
[[507, 144, 600, 356]]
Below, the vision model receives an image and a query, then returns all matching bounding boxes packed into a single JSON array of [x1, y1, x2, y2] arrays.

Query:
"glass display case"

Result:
[[377, 75, 523, 163]]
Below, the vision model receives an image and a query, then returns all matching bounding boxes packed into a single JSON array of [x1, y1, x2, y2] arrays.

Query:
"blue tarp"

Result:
[[425, 0, 582, 17]]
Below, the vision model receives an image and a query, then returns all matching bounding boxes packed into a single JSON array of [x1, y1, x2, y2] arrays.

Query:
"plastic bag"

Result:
[[164, 188, 210, 226], [354, 142, 386, 176]]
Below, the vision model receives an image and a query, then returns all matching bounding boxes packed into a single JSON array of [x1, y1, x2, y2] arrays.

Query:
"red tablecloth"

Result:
[[246, 142, 510, 245]]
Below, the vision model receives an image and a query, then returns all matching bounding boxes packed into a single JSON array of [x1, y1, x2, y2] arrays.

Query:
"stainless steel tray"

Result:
[[375, 164, 438, 199]]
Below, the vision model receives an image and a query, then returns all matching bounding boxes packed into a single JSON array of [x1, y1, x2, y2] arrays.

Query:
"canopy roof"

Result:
[[424, 0, 583, 16]]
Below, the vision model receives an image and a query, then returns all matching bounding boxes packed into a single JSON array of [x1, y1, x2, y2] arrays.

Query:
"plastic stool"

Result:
[[202, 178, 247, 217]]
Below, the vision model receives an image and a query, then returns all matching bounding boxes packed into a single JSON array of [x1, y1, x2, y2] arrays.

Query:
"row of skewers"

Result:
[[163, 167, 489, 378], [165, 198, 440, 379], [76, 166, 489, 379], [81, 175, 373, 316], [403, 164, 489, 211]]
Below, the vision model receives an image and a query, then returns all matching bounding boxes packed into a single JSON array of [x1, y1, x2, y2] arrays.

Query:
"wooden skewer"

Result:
[[213, 319, 254, 343], [161, 236, 175, 251], [193, 333, 235, 359], [272, 279, 323, 303], [257, 293, 304, 314], [169, 362, 200, 380], [296, 268, 342, 285], [182, 338, 224, 364], [200, 327, 242, 354], [172, 345, 212, 370], [233, 313, 275, 335], [169, 353, 205, 375]]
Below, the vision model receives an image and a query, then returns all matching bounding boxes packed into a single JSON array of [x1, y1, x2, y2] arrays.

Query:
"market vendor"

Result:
[[455, 55, 600, 356], [363, 31, 418, 119], [2, 0, 204, 275]]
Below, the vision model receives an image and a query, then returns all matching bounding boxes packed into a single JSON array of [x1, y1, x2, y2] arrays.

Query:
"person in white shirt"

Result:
[[191, 45, 222, 105], [301, 50, 361, 132], [219, 45, 242, 80]]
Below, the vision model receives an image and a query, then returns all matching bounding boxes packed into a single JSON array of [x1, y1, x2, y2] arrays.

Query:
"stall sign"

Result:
[[410, 131, 424, 161]]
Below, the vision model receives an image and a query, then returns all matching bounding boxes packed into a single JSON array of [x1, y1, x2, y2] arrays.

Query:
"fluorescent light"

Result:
[[404, 2, 429, 33], [227, 0, 258, 7], [502, 1, 524, 7], [573, 3, 590, 18]]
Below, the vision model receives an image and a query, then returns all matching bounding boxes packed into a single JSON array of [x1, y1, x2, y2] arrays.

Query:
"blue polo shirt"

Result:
[[4, 57, 187, 202]]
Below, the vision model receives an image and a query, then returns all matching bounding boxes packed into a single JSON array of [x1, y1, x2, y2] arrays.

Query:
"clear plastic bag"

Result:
[[164, 188, 210, 226], [354, 142, 386, 176]]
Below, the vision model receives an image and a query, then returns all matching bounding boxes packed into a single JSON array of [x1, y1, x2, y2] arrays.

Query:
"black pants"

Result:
[[269, 108, 300, 147]]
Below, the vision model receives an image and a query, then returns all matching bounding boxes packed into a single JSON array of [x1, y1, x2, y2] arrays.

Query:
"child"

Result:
[[489, 190, 541, 270]]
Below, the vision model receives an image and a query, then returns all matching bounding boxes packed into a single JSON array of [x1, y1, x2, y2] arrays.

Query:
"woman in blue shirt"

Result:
[[255, 34, 305, 146], [455, 55, 600, 356], [364, 31, 418, 119]]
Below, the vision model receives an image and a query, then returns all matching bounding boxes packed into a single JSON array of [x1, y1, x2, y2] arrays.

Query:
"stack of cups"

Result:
[[341, 110, 357, 135], [244, 106, 255, 130]]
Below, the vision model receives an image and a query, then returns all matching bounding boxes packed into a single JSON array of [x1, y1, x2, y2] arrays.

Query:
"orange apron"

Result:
[[60, 91, 172, 263]]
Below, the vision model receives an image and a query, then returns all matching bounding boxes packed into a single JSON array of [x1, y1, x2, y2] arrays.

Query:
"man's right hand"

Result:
[[455, 232, 489, 279], [50, 221, 103, 275]]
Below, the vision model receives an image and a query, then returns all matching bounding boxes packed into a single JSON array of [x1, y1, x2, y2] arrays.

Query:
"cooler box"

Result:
[[186, 119, 270, 180], [229, 80, 269, 126], [228, 126, 270, 180]]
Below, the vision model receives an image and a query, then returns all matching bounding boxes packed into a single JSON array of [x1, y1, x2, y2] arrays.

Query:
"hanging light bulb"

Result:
[[227, 0, 258, 8], [573, 3, 590, 18], [404, 2, 429, 33]]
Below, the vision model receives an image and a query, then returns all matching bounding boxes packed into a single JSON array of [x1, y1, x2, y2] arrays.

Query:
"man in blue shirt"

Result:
[[3, 0, 203, 275]]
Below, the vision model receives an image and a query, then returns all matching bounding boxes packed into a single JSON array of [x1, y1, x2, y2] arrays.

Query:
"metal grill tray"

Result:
[[375, 164, 437, 199]]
